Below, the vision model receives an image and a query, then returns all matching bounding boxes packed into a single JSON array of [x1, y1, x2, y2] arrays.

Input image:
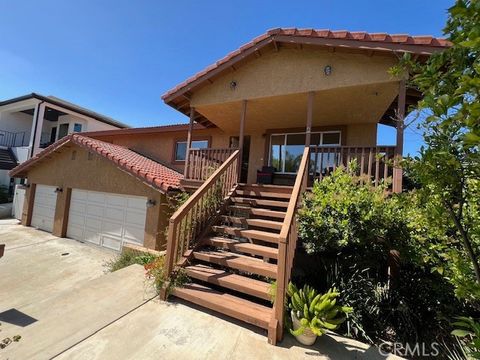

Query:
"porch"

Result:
[[179, 82, 408, 193]]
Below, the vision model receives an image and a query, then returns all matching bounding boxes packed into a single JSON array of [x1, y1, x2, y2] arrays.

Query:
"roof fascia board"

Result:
[[162, 36, 274, 103], [273, 35, 446, 55]]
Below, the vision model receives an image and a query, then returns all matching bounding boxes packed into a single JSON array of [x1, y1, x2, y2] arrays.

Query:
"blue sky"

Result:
[[0, 0, 452, 155]]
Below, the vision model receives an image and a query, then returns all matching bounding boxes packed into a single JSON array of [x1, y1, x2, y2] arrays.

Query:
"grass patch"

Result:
[[105, 250, 158, 272]]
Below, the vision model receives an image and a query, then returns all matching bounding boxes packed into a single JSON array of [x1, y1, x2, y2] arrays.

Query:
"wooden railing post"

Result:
[[184, 107, 195, 178], [163, 150, 240, 300], [270, 146, 310, 345], [393, 80, 406, 193], [238, 100, 247, 182]]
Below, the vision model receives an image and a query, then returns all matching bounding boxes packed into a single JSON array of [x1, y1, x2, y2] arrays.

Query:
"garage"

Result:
[[31, 185, 57, 232], [67, 189, 147, 251]]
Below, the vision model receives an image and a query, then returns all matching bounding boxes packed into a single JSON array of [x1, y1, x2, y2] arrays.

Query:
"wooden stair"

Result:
[[170, 184, 292, 334]]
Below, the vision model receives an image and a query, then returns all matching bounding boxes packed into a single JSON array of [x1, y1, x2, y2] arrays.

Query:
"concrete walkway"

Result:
[[57, 297, 398, 360], [1, 222, 400, 359]]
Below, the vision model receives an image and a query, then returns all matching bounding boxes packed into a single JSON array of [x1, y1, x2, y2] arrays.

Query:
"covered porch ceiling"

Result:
[[193, 81, 417, 134]]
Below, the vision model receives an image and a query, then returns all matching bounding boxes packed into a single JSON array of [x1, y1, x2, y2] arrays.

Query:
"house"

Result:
[[0, 93, 128, 195], [9, 28, 449, 345]]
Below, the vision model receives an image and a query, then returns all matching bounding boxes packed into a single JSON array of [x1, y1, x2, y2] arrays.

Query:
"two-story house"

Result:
[[9, 28, 450, 344], [0, 93, 128, 195]]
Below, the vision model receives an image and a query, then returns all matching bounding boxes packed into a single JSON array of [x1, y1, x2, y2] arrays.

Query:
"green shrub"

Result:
[[295, 166, 476, 353]]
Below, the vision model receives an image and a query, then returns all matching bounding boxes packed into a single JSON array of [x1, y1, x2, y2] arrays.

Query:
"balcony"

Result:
[[0, 130, 27, 148], [182, 146, 399, 190]]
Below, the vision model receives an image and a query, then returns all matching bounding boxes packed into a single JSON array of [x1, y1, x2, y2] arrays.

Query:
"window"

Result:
[[73, 123, 83, 132], [58, 124, 69, 139], [269, 131, 341, 173], [174, 140, 209, 161]]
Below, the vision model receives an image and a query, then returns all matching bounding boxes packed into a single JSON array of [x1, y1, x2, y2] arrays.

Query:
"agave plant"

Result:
[[451, 316, 480, 359], [287, 282, 353, 337]]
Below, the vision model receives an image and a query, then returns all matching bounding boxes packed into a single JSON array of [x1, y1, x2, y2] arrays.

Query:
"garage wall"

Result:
[[23, 145, 170, 250]]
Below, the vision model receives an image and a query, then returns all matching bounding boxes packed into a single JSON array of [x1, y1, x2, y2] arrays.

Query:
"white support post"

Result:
[[31, 103, 46, 157]]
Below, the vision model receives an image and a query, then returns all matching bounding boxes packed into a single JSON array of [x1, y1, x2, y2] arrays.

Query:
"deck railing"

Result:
[[270, 146, 310, 344], [0, 130, 27, 148], [162, 150, 240, 296], [309, 145, 396, 188], [185, 148, 238, 181]]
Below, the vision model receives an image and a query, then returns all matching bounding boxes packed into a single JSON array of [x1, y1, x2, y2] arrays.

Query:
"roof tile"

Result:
[[162, 27, 451, 101], [9, 134, 183, 193]]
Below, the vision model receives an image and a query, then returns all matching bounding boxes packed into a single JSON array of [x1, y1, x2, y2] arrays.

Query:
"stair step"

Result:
[[172, 283, 272, 329], [221, 216, 283, 230], [235, 189, 292, 199], [185, 264, 272, 300], [204, 237, 278, 259], [228, 206, 286, 219], [212, 226, 279, 244], [193, 250, 277, 279], [231, 197, 289, 209], [237, 183, 293, 194]]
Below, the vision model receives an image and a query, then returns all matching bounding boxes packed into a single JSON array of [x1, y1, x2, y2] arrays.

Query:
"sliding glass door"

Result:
[[269, 131, 341, 173]]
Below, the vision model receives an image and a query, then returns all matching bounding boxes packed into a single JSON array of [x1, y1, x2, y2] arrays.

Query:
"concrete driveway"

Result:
[[0, 220, 399, 360]]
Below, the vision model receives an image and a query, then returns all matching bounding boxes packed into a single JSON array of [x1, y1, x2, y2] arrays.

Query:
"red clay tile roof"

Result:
[[162, 27, 451, 101], [9, 134, 183, 193], [83, 122, 206, 138]]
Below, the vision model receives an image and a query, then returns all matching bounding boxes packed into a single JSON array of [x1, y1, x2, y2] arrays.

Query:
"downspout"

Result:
[[30, 101, 45, 158]]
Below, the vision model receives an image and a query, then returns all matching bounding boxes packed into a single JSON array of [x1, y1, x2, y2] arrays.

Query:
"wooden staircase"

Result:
[[162, 147, 310, 345], [171, 184, 291, 332]]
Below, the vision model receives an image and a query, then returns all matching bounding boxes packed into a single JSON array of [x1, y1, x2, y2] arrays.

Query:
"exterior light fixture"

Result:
[[54, 187, 63, 193], [324, 65, 332, 76], [229, 80, 237, 90], [146, 199, 156, 208]]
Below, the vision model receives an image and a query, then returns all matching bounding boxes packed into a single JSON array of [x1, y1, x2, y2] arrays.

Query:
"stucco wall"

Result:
[[23, 145, 168, 250], [191, 47, 398, 107]]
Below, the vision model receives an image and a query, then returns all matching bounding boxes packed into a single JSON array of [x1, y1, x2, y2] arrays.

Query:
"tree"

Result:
[[394, 0, 480, 301]]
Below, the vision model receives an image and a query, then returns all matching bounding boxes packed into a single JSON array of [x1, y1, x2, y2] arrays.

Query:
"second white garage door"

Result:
[[31, 185, 57, 232], [67, 189, 147, 251]]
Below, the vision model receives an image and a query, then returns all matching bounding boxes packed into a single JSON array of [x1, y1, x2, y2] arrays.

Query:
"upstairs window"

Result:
[[73, 123, 83, 132], [174, 140, 209, 161]]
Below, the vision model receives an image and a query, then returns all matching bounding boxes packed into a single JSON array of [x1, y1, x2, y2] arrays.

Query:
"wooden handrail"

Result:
[[270, 146, 310, 344], [164, 150, 240, 280], [309, 145, 397, 189], [185, 147, 238, 181]]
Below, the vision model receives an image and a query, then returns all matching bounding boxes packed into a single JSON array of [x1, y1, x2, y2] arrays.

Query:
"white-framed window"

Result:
[[174, 140, 209, 161], [269, 131, 341, 173]]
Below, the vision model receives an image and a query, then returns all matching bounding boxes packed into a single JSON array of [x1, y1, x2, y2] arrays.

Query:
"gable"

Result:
[[190, 46, 398, 108]]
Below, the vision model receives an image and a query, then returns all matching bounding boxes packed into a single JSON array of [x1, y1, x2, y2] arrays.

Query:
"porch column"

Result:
[[305, 91, 314, 146], [393, 80, 406, 193], [31, 103, 46, 157], [238, 100, 247, 181], [183, 107, 195, 178]]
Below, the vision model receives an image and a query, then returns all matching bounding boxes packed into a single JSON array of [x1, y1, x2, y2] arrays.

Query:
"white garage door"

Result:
[[31, 185, 57, 232], [67, 189, 147, 251]]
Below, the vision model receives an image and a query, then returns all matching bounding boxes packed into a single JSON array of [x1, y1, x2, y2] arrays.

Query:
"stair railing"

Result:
[[270, 146, 310, 345], [163, 150, 240, 288]]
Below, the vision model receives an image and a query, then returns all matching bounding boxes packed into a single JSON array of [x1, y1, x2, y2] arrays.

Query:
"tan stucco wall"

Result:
[[94, 122, 378, 185], [190, 47, 398, 106], [96, 128, 232, 174], [24, 145, 168, 250]]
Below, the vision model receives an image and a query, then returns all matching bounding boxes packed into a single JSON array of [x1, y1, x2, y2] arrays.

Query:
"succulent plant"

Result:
[[287, 282, 353, 337]]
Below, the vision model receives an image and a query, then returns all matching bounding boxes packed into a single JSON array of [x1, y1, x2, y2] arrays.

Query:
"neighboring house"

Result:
[[0, 93, 129, 194], [9, 29, 450, 345]]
